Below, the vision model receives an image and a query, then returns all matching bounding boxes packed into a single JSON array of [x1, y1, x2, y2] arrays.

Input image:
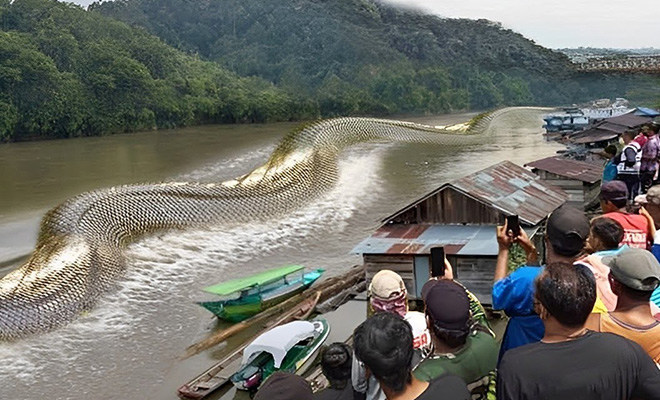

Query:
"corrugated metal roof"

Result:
[[381, 161, 567, 226], [570, 128, 619, 144], [448, 161, 567, 225], [596, 122, 630, 134], [525, 156, 602, 184], [598, 114, 651, 129], [351, 224, 539, 256]]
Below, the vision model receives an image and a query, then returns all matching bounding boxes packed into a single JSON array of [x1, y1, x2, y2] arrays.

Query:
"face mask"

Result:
[[619, 137, 625, 146], [370, 291, 407, 318]]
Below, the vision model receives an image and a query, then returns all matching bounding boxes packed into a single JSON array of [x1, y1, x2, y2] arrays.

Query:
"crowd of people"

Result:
[[251, 125, 660, 398], [254, 204, 660, 399], [603, 122, 660, 197]]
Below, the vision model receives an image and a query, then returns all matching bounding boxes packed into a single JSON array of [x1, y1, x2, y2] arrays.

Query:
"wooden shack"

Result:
[[352, 161, 568, 304], [525, 156, 602, 210]]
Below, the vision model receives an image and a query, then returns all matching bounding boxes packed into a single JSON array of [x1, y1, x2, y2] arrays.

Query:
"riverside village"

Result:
[[2, 1, 660, 399]]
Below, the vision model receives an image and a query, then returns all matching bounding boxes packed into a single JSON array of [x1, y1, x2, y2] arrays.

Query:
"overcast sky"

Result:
[[70, 0, 660, 49], [381, 0, 660, 49]]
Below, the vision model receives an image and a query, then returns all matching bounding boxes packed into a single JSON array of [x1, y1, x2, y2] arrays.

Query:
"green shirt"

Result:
[[413, 328, 499, 385]]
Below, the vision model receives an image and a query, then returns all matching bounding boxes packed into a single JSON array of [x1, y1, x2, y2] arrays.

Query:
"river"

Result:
[[0, 111, 565, 400]]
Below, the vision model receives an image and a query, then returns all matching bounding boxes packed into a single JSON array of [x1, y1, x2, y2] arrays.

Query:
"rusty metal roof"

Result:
[[351, 224, 539, 256], [525, 156, 602, 184], [446, 161, 567, 225], [597, 114, 651, 130], [596, 122, 630, 134], [382, 161, 567, 226], [570, 128, 619, 144]]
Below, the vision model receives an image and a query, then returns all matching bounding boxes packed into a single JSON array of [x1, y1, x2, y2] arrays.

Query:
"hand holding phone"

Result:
[[430, 246, 445, 277], [506, 215, 521, 238]]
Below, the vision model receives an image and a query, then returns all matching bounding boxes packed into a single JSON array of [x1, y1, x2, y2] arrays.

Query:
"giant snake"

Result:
[[0, 107, 549, 340]]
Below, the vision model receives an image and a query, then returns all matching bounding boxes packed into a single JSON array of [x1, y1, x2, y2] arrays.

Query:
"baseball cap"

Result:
[[602, 248, 660, 292], [254, 372, 313, 400], [635, 185, 660, 206], [600, 180, 628, 203], [421, 280, 470, 331], [545, 205, 590, 257], [369, 270, 406, 300]]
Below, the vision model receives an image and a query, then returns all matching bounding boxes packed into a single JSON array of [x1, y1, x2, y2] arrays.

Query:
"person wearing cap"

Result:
[[641, 123, 660, 193], [315, 343, 359, 400], [614, 130, 644, 200], [352, 269, 431, 400], [493, 205, 589, 359], [254, 371, 313, 400], [353, 313, 470, 400], [601, 180, 651, 249], [413, 280, 498, 398], [585, 248, 660, 363], [497, 263, 660, 400]]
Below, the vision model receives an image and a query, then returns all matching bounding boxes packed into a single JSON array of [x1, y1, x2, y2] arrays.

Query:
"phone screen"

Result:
[[506, 215, 521, 237], [430, 246, 445, 277]]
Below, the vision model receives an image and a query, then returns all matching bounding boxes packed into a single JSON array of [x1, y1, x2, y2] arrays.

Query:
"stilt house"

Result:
[[525, 156, 602, 210], [352, 161, 568, 304]]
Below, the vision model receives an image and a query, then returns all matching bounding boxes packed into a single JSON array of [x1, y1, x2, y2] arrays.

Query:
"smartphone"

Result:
[[430, 246, 445, 277], [506, 215, 521, 237]]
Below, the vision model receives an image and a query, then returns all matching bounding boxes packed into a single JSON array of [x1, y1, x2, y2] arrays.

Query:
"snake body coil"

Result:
[[0, 109, 540, 339]]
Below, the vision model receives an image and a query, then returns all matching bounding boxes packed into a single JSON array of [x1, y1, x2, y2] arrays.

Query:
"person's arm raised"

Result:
[[515, 228, 539, 266], [494, 221, 513, 282]]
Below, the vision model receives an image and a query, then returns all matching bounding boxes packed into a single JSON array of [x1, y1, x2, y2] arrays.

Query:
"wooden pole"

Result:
[[181, 265, 365, 359]]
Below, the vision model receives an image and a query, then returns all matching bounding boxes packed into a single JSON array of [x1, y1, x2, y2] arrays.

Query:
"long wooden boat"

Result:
[[177, 294, 320, 399], [197, 265, 324, 322], [230, 319, 330, 391]]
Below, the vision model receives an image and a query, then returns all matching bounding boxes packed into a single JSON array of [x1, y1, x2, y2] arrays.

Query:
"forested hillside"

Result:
[[1, 0, 657, 142], [93, 0, 653, 115], [0, 0, 316, 142]]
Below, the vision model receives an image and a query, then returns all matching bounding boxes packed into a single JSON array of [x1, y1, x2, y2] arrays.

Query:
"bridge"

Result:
[[574, 55, 660, 73]]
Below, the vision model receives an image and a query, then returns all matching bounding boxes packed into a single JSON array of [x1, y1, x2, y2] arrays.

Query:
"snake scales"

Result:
[[0, 107, 546, 340]]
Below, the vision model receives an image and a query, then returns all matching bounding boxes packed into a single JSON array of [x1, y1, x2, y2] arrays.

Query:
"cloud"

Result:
[[379, 0, 660, 49]]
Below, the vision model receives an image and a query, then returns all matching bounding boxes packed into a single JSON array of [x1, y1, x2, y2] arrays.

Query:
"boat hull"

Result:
[[198, 270, 323, 322], [230, 319, 330, 391]]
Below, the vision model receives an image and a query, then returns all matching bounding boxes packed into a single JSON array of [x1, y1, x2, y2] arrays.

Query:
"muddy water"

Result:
[[0, 112, 564, 400]]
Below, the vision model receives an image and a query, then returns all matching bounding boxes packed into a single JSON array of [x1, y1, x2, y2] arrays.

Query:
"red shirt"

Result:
[[603, 212, 650, 249]]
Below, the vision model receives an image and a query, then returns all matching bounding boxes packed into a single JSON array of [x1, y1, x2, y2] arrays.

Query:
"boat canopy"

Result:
[[203, 265, 304, 296], [242, 320, 317, 368]]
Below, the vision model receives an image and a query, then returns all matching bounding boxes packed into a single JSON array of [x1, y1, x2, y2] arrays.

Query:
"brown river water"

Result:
[[0, 112, 564, 400]]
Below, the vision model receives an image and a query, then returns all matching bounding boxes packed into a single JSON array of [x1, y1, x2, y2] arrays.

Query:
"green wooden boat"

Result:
[[197, 265, 324, 322], [230, 319, 330, 391]]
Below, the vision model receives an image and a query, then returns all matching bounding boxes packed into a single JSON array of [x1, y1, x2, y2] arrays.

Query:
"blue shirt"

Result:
[[603, 160, 617, 183], [492, 266, 544, 361]]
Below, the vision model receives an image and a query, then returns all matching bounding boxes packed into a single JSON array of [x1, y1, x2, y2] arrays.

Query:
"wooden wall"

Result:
[[450, 256, 496, 304], [363, 253, 496, 304], [389, 187, 504, 225], [534, 171, 600, 210], [364, 254, 415, 297]]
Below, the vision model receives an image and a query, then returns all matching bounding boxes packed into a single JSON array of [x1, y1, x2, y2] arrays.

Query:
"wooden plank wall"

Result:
[[451, 256, 496, 304], [584, 182, 601, 210], [364, 254, 497, 304], [389, 187, 504, 225], [438, 188, 503, 224], [364, 254, 416, 298], [536, 171, 600, 210]]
